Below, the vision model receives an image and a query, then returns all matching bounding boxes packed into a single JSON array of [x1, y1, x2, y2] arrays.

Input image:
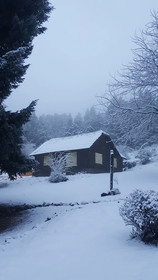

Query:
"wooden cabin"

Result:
[[30, 130, 123, 176]]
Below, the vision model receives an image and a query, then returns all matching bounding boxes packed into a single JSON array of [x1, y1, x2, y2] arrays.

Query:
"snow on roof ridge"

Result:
[[46, 130, 107, 140], [30, 130, 109, 156]]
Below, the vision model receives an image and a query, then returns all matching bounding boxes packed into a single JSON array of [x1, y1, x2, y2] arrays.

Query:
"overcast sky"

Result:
[[6, 0, 158, 116]]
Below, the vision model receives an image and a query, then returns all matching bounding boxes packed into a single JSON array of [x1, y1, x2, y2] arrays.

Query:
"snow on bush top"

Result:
[[120, 189, 158, 229]]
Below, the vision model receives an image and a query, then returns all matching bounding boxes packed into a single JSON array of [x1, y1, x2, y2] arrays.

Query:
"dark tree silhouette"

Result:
[[0, 0, 53, 179]]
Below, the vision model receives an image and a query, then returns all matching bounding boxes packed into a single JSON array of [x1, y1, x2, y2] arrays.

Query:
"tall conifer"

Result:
[[0, 0, 53, 179]]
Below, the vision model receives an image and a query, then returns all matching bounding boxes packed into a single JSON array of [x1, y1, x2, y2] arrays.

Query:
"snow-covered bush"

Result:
[[123, 160, 137, 170], [136, 149, 152, 165], [49, 153, 68, 183], [120, 189, 158, 244]]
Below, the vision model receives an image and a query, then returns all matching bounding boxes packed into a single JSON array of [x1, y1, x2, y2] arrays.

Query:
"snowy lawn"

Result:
[[0, 161, 158, 280]]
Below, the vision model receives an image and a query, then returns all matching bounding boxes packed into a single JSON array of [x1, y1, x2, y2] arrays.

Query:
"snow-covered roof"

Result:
[[30, 130, 109, 156]]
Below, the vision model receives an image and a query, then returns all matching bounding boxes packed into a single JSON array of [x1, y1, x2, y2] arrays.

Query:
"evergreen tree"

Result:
[[0, 0, 53, 179], [83, 107, 103, 133]]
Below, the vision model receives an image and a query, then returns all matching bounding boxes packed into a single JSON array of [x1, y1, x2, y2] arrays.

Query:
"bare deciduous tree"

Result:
[[98, 11, 158, 148], [99, 11, 158, 115]]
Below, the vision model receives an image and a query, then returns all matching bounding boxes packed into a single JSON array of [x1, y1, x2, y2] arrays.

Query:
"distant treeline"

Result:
[[23, 104, 158, 154]]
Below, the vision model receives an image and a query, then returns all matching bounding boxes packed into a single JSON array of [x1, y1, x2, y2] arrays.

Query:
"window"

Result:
[[44, 155, 52, 167], [114, 158, 117, 168], [66, 152, 77, 167], [95, 153, 103, 165]]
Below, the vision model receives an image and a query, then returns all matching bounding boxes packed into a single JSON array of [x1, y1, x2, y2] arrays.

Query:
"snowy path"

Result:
[[0, 162, 158, 280], [0, 201, 158, 280]]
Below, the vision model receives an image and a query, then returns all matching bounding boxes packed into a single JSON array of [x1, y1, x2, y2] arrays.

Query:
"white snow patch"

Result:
[[0, 161, 158, 280]]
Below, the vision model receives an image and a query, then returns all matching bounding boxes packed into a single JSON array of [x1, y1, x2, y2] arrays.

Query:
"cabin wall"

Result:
[[77, 149, 89, 168], [33, 150, 90, 176], [66, 149, 89, 174], [89, 134, 122, 173], [34, 154, 51, 176]]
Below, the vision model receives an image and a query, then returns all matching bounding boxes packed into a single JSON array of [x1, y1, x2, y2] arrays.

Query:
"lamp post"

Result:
[[110, 149, 114, 191], [101, 148, 120, 197]]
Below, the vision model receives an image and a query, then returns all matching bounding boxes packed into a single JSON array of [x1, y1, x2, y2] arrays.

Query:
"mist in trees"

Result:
[[23, 103, 158, 155], [23, 101, 158, 155], [23, 107, 105, 150]]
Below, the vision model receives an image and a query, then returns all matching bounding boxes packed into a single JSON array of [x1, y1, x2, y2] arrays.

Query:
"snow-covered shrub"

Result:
[[49, 153, 68, 183], [120, 189, 158, 244], [136, 149, 152, 165], [123, 160, 137, 170]]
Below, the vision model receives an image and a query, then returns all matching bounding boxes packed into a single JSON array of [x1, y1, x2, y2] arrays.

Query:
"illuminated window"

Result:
[[66, 152, 77, 167], [95, 153, 103, 165], [114, 158, 117, 168], [44, 155, 52, 167]]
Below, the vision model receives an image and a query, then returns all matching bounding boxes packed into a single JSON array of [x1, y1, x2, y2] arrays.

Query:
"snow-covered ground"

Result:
[[0, 161, 158, 280]]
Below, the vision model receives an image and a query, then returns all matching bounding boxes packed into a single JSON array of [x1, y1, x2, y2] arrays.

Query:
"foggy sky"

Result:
[[5, 0, 158, 116]]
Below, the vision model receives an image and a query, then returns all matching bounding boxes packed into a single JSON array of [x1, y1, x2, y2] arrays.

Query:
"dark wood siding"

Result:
[[89, 134, 122, 173], [34, 154, 51, 176], [66, 149, 89, 174], [77, 149, 89, 168]]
